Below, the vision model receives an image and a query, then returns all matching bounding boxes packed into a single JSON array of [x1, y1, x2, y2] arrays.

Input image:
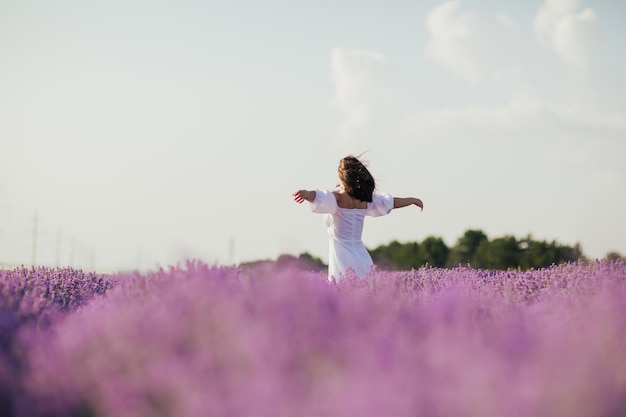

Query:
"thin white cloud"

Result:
[[330, 47, 385, 145], [420, 0, 543, 133], [548, 101, 626, 132], [416, 0, 623, 135], [533, 0, 597, 67], [496, 14, 518, 29], [425, 1, 484, 83], [405, 95, 544, 137], [424, 1, 523, 86]]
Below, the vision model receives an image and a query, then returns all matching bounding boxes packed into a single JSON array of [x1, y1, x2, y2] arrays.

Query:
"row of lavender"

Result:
[[0, 266, 116, 414], [1, 261, 625, 417]]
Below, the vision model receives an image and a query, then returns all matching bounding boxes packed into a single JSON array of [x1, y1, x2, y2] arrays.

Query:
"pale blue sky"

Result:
[[1, 0, 625, 270]]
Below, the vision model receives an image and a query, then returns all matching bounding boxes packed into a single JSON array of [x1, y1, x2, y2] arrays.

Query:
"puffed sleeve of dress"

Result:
[[310, 189, 338, 214], [366, 193, 394, 217]]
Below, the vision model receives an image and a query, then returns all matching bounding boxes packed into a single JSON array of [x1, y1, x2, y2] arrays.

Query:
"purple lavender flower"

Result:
[[0, 260, 624, 417]]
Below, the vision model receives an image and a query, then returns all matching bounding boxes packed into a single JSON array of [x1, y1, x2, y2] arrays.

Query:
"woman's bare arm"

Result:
[[293, 190, 316, 204], [393, 197, 423, 211]]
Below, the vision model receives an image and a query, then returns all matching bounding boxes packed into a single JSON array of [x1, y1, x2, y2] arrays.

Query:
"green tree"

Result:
[[555, 243, 585, 264], [417, 237, 450, 268], [297, 252, 327, 269], [606, 251, 625, 261], [474, 236, 521, 270], [370, 240, 421, 270], [447, 229, 488, 267], [518, 237, 557, 269], [367, 231, 587, 271]]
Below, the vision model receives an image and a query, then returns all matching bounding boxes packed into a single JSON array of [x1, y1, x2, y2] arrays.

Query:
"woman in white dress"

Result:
[[293, 155, 423, 282]]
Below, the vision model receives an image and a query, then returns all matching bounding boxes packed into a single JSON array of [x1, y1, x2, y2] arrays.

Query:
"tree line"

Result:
[[370, 229, 587, 270], [241, 229, 623, 272]]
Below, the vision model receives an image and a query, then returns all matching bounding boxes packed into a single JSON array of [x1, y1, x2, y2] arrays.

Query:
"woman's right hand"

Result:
[[293, 190, 315, 203]]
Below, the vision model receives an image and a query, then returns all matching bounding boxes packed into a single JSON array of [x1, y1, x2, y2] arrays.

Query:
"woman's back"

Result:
[[331, 206, 367, 244], [330, 191, 369, 244], [333, 191, 367, 209], [308, 189, 394, 280]]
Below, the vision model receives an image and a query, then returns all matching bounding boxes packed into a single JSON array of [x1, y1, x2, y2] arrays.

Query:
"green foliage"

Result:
[[257, 230, 597, 272], [473, 236, 521, 270], [240, 253, 327, 273], [370, 240, 420, 270], [417, 237, 449, 268], [519, 238, 557, 270], [369, 230, 588, 271], [606, 251, 626, 262], [295, 252, 327, 270], [447, 230, 488, 267]]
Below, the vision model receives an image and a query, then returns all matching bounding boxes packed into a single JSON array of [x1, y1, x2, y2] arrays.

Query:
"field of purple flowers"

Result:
[[1, 260, 625, 417]]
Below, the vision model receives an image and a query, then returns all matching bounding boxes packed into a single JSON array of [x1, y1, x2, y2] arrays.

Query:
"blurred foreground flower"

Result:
[[2, 261, 625, 417]]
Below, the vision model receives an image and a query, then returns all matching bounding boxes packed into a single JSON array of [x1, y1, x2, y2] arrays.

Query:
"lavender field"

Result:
[[1, 261, 625, 417]]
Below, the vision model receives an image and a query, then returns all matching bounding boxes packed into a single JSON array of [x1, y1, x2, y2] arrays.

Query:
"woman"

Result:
[[293, 155, 423, 282]]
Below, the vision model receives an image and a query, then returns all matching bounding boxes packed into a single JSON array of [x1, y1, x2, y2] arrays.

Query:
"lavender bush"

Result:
[[0, 266, 115, 415], [2, 261, 625, 417]]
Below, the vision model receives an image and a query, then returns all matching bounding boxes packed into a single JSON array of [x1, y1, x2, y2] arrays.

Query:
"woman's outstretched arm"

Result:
[[393, 197, 423, 211], [293, 190, 316, 204]]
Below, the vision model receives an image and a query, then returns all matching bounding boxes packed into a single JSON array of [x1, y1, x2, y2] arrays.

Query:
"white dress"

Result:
[[310, 189, 394, 281]]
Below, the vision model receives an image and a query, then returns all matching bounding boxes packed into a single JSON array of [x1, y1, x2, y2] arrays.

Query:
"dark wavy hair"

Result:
[[338, 155, 375, 202]]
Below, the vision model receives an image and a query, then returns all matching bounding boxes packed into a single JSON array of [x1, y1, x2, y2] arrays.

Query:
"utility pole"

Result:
[[0, 184, 7, 267], [0, 185, 8, 237], [90, 248, 96, 271], [136, 246, 143, 271], [70, 236, 76, 268], [55, 229, 62, 267], [31, 211, 38, 266], [229, 236, 235, 265]]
